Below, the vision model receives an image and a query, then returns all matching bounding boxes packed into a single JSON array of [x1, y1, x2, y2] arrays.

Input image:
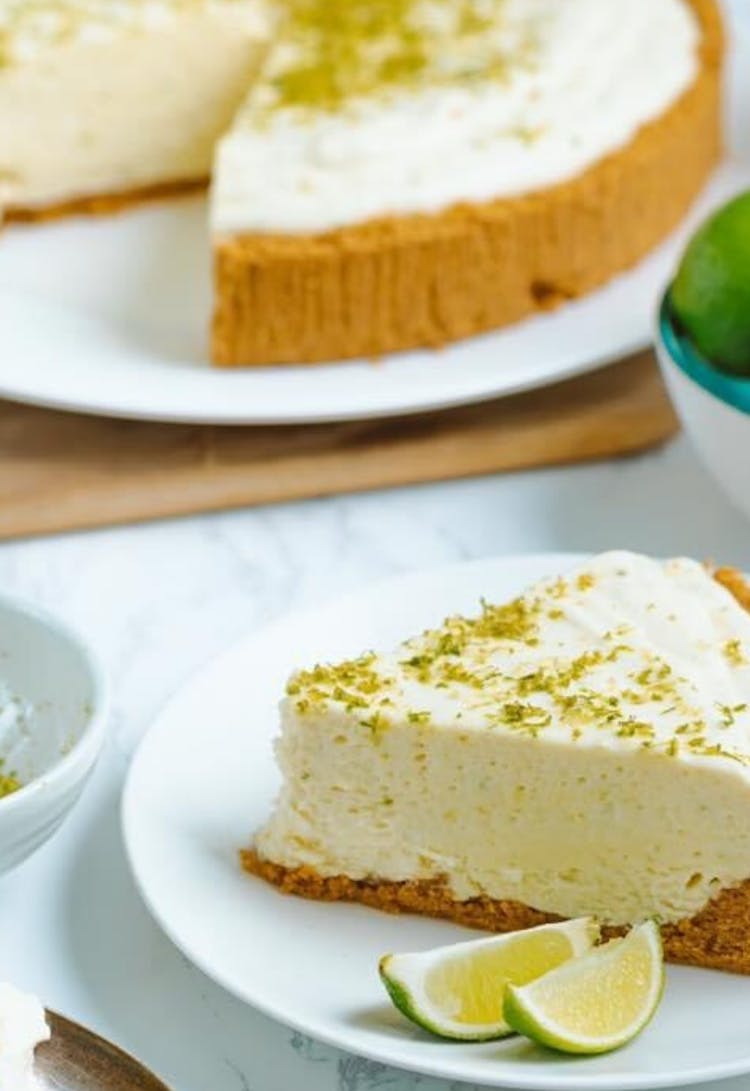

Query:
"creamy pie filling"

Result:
[[0, 0, 271, 213], [0, 0, 702, 234], [212, 0, 700, 233], [257, 553, 750, 926]]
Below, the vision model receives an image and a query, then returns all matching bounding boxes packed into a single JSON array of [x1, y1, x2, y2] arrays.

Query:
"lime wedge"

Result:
[[379, 918, 599, 1042], [503, 920, 664, 1055]]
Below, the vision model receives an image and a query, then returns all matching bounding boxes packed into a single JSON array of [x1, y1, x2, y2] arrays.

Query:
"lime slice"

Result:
[[379, 918, 599, 1042], [503, 920, 664, 1055]]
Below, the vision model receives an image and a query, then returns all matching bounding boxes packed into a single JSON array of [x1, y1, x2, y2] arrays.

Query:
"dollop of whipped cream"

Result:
[[0, 984, 49, 1091]]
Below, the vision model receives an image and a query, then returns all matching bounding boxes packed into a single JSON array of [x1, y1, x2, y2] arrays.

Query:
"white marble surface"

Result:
[[0, 431, 746, 1091]]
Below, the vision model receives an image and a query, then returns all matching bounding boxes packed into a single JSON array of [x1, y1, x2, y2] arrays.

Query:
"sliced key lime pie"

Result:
[[213, 0, 722, 365], [244, 552, 750, 974], [0, 0, 723, 367]]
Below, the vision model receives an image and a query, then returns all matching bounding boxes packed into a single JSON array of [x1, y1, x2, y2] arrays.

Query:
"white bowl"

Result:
[[0, 595, 108, 872], [655, 292, 750, 521]]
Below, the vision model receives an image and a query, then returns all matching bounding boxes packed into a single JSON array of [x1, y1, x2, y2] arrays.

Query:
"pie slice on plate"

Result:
[[245, 551, 750, 975]]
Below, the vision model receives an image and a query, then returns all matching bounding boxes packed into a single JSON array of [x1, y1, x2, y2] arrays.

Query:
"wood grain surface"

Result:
[[0, 352, 677, 541], [38, 1013, 171, 1090]]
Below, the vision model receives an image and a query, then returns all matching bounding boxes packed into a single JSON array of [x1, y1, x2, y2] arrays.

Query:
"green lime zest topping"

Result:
[[287, 653, 390, 714], [284, 575, 750, 763], [723, 639, 747, 666], [360, 710, 391, 740], [0, 760, 20, 799], [269, 0, 537, 115], [407, 711, 431, 725], [401, 596, 542, 685], [490, 702, 552, 736], [718, 702, 748, 728]]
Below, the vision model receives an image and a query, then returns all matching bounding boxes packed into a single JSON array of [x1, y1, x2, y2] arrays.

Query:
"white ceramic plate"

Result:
[[0, 8, 748, 426], [123, 553, 750, 1091]]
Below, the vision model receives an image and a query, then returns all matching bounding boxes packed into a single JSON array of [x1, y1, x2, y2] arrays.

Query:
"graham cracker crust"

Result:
[[243, 566, 750, 975], [213, 0, 723, 366], [6, 178, 207, 224], [241, 851, 750, 976]]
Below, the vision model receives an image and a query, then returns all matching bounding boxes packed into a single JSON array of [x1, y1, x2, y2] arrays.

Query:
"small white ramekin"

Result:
[[655, 290, 750, 521], [0, 595, 108, 873]]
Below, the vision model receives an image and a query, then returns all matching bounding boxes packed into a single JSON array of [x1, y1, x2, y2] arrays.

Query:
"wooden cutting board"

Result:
[[0, 351, 677, 541]]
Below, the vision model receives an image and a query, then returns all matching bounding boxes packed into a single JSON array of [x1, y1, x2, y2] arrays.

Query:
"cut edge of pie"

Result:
[[242, 565, 750, 977], [5, 178, 206, 225]]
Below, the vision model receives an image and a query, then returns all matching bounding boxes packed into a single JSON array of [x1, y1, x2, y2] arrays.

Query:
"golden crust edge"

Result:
[[212, 0, 724, 366], [6, 178, 207, 224], [242, 565, 750, 976]]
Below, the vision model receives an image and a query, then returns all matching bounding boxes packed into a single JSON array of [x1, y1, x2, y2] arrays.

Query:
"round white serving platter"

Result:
[[0, 7, 748, 426], [123, 553, 750, 1091]]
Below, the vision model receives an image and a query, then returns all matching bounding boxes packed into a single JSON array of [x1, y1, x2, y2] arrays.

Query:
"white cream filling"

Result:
[[0, 0, 701, 229], [257, 552, 750, 926], [0, 0, 268, 59], [212, 0, 700, 234], [0, 983, 48, 1091], [0, 2, 270, 211]]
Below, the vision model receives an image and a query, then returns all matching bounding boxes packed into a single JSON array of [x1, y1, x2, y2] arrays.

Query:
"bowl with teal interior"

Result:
[[656, 290, 750, 520], [0, 595, 108, 873]]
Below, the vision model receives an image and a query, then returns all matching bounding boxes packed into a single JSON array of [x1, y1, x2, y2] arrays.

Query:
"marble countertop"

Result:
[[0, 430, 748, 1091]]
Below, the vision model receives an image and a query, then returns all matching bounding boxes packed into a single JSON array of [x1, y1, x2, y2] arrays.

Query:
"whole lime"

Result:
[[671, 190, 750, 376]]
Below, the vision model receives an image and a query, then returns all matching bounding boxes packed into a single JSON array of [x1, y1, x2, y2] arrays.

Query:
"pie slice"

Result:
[[244, 552, 750, 975], [0, 0, 271, 220]]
